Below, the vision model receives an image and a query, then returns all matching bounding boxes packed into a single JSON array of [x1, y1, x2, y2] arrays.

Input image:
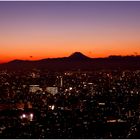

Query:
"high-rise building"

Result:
[[60, 76, 63, 87], [46, 87, 58, 95], [29, 85, 42, 93]]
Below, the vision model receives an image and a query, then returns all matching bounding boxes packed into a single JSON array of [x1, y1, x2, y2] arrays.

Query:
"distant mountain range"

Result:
[[0, 52, 140, 71]]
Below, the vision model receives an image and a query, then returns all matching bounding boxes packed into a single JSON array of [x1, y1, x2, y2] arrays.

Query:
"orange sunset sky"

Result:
[[0, 1, 140, 63]]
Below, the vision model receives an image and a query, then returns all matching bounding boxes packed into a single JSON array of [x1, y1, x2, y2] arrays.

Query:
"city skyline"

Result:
[[0, 1, 140, 63]]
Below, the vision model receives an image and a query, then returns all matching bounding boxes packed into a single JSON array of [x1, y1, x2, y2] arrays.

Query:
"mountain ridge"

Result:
[[0, 52, 140, 71]]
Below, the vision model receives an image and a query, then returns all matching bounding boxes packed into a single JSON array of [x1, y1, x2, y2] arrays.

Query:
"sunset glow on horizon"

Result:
[[0, 1, 140, 63]]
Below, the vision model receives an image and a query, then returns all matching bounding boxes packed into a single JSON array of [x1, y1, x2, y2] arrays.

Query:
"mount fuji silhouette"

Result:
[[0, 52, 140, 71], [68, 52, 90, 60]]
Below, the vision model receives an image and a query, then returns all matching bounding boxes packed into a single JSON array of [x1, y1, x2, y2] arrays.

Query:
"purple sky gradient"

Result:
[[0, 1, 140, 62]]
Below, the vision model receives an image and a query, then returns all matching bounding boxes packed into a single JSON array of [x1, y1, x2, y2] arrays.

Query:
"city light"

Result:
[[22, 114, 26, 118], [0, 69, 140, 138], [30, 113, 34, 121], [49, 105, 55, 110]]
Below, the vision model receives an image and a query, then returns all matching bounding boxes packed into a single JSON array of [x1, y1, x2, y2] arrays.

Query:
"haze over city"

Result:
[[0, 1, 140, 63]]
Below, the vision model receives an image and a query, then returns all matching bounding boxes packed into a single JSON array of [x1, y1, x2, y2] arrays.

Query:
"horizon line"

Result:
[[0, 52, 140, 64]]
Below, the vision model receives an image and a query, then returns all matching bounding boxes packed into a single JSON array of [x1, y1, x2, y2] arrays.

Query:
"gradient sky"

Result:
[[0, 1, 140, 63]]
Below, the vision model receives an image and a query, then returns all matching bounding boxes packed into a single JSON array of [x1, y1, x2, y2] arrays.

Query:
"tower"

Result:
[[60, 76, 63, 87]]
